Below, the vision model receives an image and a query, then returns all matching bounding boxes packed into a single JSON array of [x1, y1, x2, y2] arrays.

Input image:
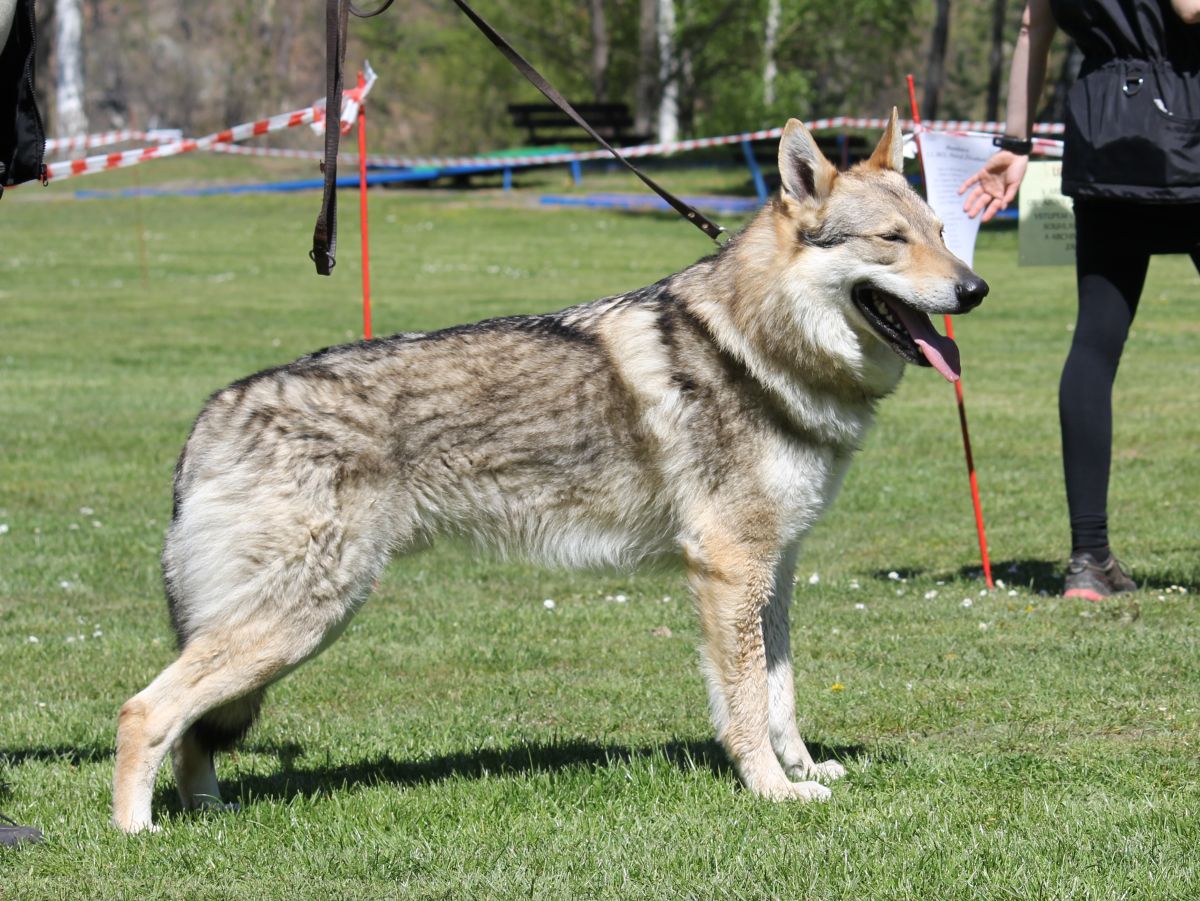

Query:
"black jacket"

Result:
[[1051, 0, 1200, 201], [1, 0, 46, 195]]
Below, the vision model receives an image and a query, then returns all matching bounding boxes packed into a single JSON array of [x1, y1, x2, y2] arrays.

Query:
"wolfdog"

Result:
[[113, 111, 986, 832]]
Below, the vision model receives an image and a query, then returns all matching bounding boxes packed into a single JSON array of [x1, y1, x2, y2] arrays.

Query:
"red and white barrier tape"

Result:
[[214, 117, 1064, 170], [45, 97, 1065, 183], [44, 129, 182, 156], [44, 65, 377, 183], [43, 108, 321, 182]]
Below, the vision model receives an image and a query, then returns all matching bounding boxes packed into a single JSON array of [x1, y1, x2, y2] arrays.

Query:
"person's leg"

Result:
[[1059, 201, 1149, 569]]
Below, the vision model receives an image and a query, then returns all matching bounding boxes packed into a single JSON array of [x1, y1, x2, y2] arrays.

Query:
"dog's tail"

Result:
[[187, 691, 266, 755]]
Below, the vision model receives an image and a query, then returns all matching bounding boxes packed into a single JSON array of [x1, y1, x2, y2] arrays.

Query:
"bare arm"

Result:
[[1172, 0, 1200, 25], [958, 0, 1057, 220], [1004, 0, 1058, 140]]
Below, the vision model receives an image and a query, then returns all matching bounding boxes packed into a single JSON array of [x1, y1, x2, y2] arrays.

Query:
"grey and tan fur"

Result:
[[113, 111, 987, 833]]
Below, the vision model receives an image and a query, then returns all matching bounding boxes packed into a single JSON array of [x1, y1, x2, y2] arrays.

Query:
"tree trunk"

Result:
[[589, 0, 609, 102], [985, 0, 1007, 121], [634, 0, 657, 136], [656, 0, 678, 143], [922, 0, 951, 121], [763, 0, 782, 108], [55, 0, 88, 137]]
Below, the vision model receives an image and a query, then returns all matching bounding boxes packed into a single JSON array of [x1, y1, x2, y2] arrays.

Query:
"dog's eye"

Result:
[[880, 233, 907, 243]]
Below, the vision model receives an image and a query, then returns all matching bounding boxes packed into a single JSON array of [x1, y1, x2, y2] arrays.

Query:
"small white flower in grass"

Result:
[[542, 599, 555, 610], [978, 622, 990, 630], [93, 628, 103, 637], [37, 702, 46, 708], [849, 579, 860, 590], [66, 636, 76, 643], [59, 580, 71, 590], [614, 594, 627, 603], [92, 520, 102, 528], [854, 602, 866, 611], [905, 682, 914, 691], [1158, 595, 1166, 602], [27, 636, 39, 644], [79, 506, 93, 515], [660, 595, 672, 603], [887, 571, 900, 581], [808, 573, 820, 585], [0, 523, 9, 535], [961, 598, 973, 608], [996, 579, 1006, 589], [923, 590, 938, 600], [831, 628, 840, 635], [1008, 589, 1019, 597], [68, 523, 79, 531], [979, 589, 988, 596]]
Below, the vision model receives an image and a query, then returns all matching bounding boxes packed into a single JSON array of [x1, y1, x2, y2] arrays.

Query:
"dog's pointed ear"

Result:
[[778, 118, 837, 204], [866, 107, 905, 173]]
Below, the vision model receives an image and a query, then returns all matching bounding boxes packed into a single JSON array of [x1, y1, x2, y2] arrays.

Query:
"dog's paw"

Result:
[[784, 780, 832, 802], [756, 778, 832, 802], [809, 760, 847, 783], [786, 759, 847, 784]]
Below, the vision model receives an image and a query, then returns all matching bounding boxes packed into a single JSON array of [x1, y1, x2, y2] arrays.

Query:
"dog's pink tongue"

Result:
[[890, 304, 961, 383]]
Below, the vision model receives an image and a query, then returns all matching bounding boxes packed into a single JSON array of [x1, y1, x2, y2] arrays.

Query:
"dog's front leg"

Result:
[[686, 536, 831, 803], [763, 545, 847, 785]]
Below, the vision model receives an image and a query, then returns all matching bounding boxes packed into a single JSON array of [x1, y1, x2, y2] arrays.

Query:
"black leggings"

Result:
[[1059, 200, 1200, 556]]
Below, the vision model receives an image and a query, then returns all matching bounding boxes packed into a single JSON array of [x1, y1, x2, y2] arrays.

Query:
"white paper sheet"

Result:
[[916, 131, 999, 269]]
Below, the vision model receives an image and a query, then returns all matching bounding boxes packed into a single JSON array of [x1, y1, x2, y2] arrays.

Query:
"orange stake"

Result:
[[905, 74, 994, 588], [356, 70, 373, 340]]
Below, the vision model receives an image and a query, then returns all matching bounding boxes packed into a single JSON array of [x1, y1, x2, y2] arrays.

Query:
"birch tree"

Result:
[[656, 0, 678, 143], [763, 0, 781, 108], [55, 0, 88, 137], [634, 0, 657, 135], [589, 0, 609, 101]]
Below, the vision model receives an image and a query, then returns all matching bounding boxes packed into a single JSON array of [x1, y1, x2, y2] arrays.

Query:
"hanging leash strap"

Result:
[[311, 0, 394, 275], [311, 0, 724, 275], [447, 0, 725, 245]]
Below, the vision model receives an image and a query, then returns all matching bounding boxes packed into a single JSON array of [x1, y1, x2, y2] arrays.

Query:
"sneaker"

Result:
[[0, 812, 43, 848], [1064, 552, 1137, 601]]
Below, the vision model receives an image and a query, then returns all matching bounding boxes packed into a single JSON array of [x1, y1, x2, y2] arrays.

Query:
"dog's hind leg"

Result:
[[113, 618, 343, 834], [171, 690, 264, 813], [762, 544, 846, 785], [686, 533, 831, 803]]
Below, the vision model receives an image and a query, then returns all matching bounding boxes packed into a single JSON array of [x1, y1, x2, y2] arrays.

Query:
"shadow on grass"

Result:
[[145, 737, 870, 811], [870, 557, 1200, 595], [869, 559, 1063, 593], [0, 743, 113, 767]]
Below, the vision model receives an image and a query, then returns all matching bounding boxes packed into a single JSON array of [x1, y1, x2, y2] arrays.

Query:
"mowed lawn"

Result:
[[1, 162, 1198, 899]]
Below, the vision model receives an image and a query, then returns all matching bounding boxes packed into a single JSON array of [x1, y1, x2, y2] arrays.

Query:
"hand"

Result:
[[958, 151, 1028, 221]]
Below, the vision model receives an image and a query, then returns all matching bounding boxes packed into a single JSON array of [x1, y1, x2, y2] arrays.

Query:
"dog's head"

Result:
[[767, 109, 987, 385]]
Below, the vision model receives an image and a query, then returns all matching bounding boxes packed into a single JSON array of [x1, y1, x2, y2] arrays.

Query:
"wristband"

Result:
[[993, 135, 1033, 156]]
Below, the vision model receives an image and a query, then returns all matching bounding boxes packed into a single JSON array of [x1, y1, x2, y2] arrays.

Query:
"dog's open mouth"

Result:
[[851, 285, 961, 383]]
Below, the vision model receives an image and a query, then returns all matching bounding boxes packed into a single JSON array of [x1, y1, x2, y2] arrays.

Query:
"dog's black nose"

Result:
[[955, 276, 989, 312]]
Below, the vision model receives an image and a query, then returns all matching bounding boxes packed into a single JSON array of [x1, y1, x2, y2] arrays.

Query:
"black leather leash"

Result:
[[310, 0, 394, 275], [311, 0, 725, 276]]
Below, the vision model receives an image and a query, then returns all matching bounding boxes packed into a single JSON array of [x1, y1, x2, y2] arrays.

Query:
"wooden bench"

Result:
[[508, 102, 650, 147]]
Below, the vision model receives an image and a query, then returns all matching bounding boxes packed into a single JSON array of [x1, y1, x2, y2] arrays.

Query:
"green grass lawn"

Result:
[[1, 162, 1198, 899]]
